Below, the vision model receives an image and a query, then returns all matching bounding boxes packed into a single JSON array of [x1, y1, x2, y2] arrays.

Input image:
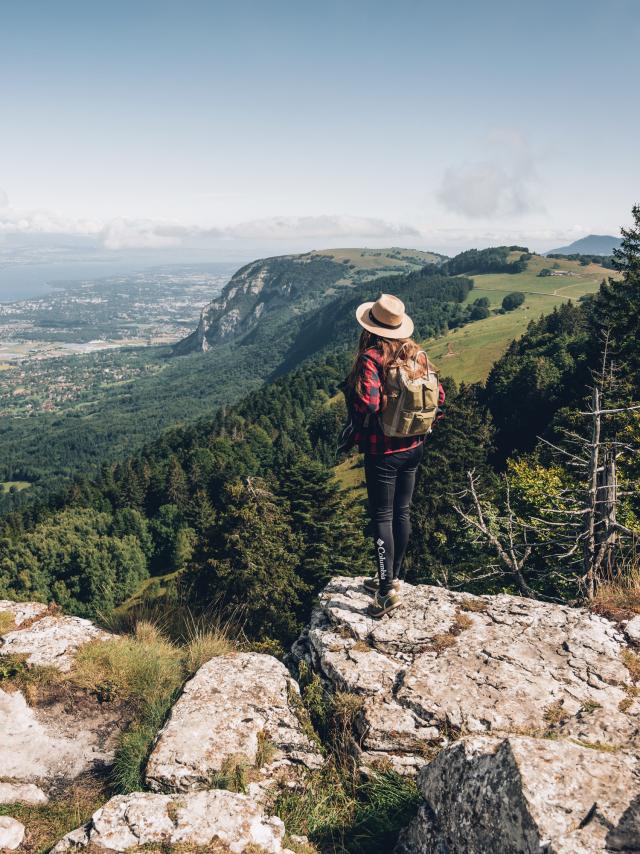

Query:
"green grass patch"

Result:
[[0, 480, 30, 493], [110, 691, 180, 793], [273, 764, 421, 854]]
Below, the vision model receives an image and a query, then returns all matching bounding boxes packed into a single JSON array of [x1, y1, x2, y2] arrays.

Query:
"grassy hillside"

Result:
[[426, 254, 613, 383]]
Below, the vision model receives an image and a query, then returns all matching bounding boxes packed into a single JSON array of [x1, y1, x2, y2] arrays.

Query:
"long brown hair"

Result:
[[345, 330, 437, 411]]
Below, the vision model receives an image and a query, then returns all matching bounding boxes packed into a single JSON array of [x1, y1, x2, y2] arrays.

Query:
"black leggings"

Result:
[[364, 443, 424, 594]]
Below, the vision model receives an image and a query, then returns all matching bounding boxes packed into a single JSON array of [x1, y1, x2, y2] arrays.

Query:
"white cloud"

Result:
[[0, 195, 420, 248], [228, 215, 421, 240], [437, 131, 542, 219]]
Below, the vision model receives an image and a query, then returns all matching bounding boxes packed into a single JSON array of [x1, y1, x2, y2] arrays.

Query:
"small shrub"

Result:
[[248, 637, 285, 658], [581, 700, 602, 714]]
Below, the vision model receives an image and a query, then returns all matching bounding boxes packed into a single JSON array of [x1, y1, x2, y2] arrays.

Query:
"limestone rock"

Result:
[[293, 577, 637, 772], [0, 600, 48, 629], [0, 781, 48, 805], [146, 652, 323, 794], [395, 735, 640, 854], [0, 614, 113, 671], [625, 614, 640, 645], [0, 686, 124, 793], [51, 790, 293, 853], [0, 817, 25, 851]]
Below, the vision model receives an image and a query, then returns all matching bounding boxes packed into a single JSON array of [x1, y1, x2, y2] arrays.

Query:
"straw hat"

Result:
[[355, 293, 414, 340]]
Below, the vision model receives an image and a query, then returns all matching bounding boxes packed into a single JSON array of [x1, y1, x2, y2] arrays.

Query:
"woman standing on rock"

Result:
[[344, 293, 445, 619]]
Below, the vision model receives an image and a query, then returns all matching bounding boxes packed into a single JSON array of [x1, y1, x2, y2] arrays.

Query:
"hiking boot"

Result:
[[367, 590, 401, 618], [363, 576, 400, 594]]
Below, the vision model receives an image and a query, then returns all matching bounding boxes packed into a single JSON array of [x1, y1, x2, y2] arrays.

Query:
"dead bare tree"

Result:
[[453, 470, 536, 598], [536, 334, 640, 599]]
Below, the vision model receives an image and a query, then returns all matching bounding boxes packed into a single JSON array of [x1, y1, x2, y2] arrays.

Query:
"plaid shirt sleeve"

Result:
[[351, 354, 382, 419]]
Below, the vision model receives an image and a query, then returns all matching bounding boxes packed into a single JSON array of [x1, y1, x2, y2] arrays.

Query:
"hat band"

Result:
[[369, 308, 403, 330]]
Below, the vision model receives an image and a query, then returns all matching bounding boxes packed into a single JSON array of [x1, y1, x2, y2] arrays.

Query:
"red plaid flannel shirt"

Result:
[[351, 348, 445, 456]]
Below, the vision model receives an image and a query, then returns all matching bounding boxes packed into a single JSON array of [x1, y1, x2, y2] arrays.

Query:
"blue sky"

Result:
[[0, 0, 638, 254]]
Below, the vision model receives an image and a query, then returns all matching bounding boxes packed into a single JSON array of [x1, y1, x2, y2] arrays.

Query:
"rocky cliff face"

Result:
[[172, 247, 443, 355], [172, 253, 349, 354], [2, 580, 640, 852]]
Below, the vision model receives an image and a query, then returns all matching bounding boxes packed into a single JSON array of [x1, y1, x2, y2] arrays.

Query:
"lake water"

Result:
[[0, 261, 151, 303]]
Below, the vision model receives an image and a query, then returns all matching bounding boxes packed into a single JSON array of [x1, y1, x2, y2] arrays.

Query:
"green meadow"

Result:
[[425, 254, 611, 384]]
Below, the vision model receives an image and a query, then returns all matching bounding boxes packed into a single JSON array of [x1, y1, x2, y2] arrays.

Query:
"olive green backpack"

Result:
[[379, 350, 440, 438]]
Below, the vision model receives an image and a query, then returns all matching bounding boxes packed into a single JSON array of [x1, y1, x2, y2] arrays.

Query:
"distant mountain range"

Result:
[[546, 234, 621, 256]]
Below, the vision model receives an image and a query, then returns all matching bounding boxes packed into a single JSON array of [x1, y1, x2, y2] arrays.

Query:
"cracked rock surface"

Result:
[[395, 735, 640, 854], [51, 790, 294, 853], [293, 577, 639, 773], [0, 612, 113, 672], [0, 685, 126, 794], [146, 652, 323, 794], [0, 602, 127, 796]]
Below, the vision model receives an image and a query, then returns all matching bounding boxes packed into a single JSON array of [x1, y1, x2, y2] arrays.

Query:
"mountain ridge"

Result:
[[546, 233, 621, 255]]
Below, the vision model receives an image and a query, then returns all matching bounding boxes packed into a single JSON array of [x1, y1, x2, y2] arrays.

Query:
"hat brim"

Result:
[[355, 301, 414, 340]]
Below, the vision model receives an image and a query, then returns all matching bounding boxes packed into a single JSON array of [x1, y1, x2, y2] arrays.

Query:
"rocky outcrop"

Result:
[[0, 603, 126, 798], [0, 611, 112, 672], [0, 817, 25, 851], [395, 735, 640, 854], [0, 686, 124, 793], [0, 600, 49, 628], [146, 652, 323, 795], [293, 577, 639, 773], [0, 782, 48, 805], [51, 790, 294, 853]]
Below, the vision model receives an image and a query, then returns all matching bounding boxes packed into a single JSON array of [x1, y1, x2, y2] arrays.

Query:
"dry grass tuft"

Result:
[[255, 730, 278, 768], [183, 626, 234, 677], [451, 612, 473, 633], [543, 700, 569, 726], [430, 632, 458, 652], [591, 565, 640, 623], [619, 696, 634, 713], [71, 621, 183, 710], [0, 611, 16, 635], [622, 649, 640, 683], [459, 597, 488, 613]]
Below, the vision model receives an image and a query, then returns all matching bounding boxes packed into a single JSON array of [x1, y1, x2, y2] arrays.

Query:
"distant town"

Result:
[[0, 264, 233, 417]]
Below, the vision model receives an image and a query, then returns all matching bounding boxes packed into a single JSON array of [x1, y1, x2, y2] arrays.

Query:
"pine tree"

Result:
[[192, 478, 308, 644], [279, 456, 369, 594], [407, 381, 496, 587], [591, 204, 640, 394]]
